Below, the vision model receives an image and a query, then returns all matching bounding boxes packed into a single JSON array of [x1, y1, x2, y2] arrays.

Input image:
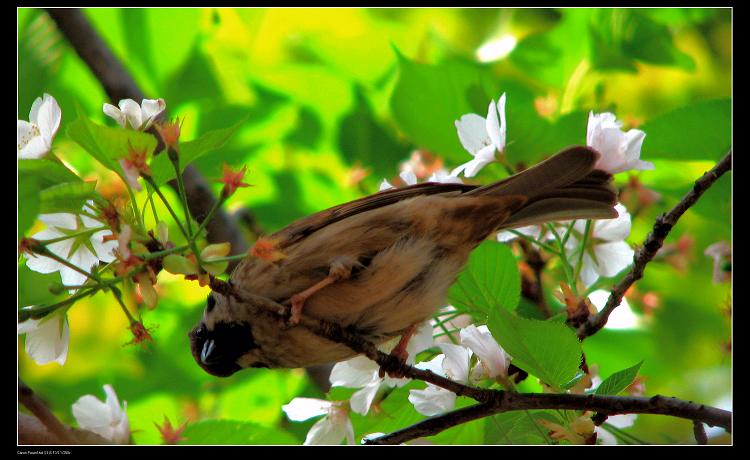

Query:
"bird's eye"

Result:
[[206, 294, 216, 313]]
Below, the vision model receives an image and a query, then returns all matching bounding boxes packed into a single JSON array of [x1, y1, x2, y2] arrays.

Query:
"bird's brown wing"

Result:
[[271, 182, 478, 249]]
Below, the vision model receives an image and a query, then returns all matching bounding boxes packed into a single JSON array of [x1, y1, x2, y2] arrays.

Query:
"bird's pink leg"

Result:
[[289, 257, 355, 325], [379, 323, 418, 379]]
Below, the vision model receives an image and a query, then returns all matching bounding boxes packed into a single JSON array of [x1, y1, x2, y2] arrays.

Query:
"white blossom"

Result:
[[103, 98, 166, 131], [460, 325, 511, 380], [427, 169, 464, 184], [282, 398, 354, 445], [452, 93, 506, 178], [25, 203, 117, 293], [587, 112, 653, 174], [329, 321, 434, 415], [379, 170, 417, 191], [18, 313, 69, 366], [408, 343, 472, 416], [72, 385, 130, 444], [18, 93, 61, 159], [596, 414, 637, 445], [565, 203, 634, 287]]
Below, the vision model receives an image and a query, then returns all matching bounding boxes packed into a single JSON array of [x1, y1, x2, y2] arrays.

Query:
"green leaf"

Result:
[[484, 411, 552, 445], [390, 51, 488, 162], [39, 181, 98, 214], [488, 308, 582, 389], [150, 119, 246, 185], [66, 105, 157, 174], [640, 98, 731, 161], [18, 176, 41, 238], [448, 241, 520, 322], [286, 105, 323, 149], [589, 9, 695, 72], [339, 87, 411, 177], [595, 361, 643, 396], [18, 158, 82, 188], [179, 420, 298, 445]]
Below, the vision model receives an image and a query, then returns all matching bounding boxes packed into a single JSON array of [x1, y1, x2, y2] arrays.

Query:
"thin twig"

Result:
[[45, 8, 249, 271], [577, 151, 732, 339], [693, 420, 708, 445]]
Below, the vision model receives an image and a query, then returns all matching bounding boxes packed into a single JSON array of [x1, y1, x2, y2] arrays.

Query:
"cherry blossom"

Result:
[[282, 398, 354, 445], [18, 93, 61, 159], [17, 312, 69, 365], [25, 204, 118, 292], [565, 203, 635, 287], [72, 384, 130, 444], [452, 93, 506, 178], [103, 98, 166, 131], [587, 112, 653, 174]]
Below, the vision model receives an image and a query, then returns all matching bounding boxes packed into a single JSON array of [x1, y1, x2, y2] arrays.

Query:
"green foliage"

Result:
[[595, 361, 643, 396], [640, 98, 731, 161], [18, 7, 731, 446], [448, 240, 521, 321], [67, 105, 157, 174], [390, 51, 488, 162], [488, 308, 583, 389], [179, 420, 298, 445], [38, 181, 98, 214], [150, 119, 246, 185]]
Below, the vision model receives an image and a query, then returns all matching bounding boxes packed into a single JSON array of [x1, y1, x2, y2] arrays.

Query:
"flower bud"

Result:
[[162, 254, 199, 275]]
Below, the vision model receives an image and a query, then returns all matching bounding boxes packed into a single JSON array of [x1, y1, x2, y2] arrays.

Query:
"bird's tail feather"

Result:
[[468, 146, 618, 228]]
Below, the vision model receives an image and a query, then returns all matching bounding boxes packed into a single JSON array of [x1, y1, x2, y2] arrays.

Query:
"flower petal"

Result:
[[593, 203, 631, 241], [304, 415, 351, 445], [22, 313, 69, 365], [33, 94, 62, 143], [330, 356, 379, 388], [38, 212, 78, 230], [455, 113, 491, 155], [408, 385, 456, 416], [103, 103, 127, 128], [17, 120, 49, 159], [486, 93, 506, 152], [438, 342, 471, 383], [592, 241, 634, 278], [282, 397, 331, 421], [379, 179, 394, 191], [118, 99, 143, 130], [140, 98, 166, 130], [460, 325, 509, 379], [349, 380, 381, 415]]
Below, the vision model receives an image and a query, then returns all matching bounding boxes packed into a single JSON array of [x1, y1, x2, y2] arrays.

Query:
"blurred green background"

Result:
[[18, 8, 731, 444]]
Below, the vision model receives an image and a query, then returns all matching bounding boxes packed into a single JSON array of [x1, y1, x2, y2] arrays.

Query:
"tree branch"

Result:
[[45, 8, 249, 270], [210, 278, 732, 444], [577, 151, 732, 339], [364, 393, 731, 445]]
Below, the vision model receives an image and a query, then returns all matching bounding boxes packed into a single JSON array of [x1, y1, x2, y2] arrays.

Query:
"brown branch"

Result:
[[210, 278, 732, 443], [45, 8, 249, 271], [577, 151, 732, 339], [365, 393, 731, 445], [693, 420, 708, 445]]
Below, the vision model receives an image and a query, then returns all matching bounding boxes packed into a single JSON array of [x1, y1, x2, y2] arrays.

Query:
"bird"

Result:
[[189, 146, 617, 377]]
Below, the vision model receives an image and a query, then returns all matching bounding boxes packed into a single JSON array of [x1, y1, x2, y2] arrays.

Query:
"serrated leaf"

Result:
[[67, 104, 157, 175], [179, 420, 297, 445], [488, 308, 582, 389], [150, 119, 246, 185], [595, 361, 643, 396], [448, 241, 520, 322], [640, 98, 731, 161], [39, 181, 98, 214]]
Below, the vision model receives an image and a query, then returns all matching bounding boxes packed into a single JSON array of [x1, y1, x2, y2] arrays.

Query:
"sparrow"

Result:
[[189, 146, 617, 377]]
